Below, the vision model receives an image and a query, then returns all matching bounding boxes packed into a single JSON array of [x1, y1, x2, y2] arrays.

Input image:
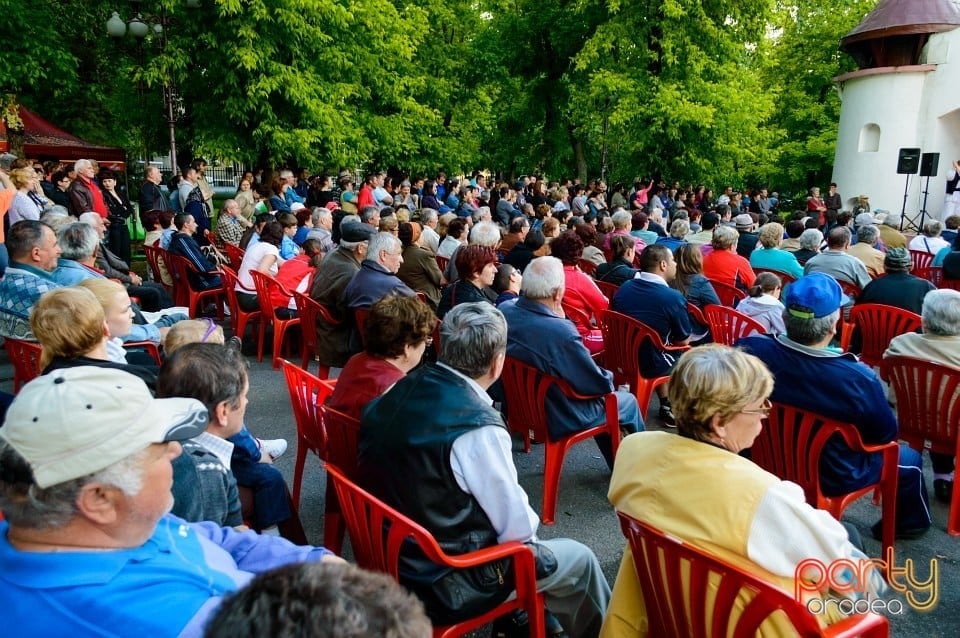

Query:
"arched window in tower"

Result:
[[859, 123, 880, 152]]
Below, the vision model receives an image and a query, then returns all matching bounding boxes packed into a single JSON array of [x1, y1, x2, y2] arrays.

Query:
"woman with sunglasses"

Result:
[[602, 345, 886, 636]]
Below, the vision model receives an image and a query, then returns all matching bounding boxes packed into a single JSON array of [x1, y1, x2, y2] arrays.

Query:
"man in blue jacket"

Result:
[[501, 256, 642, 469], [738, 273, 931, 539]]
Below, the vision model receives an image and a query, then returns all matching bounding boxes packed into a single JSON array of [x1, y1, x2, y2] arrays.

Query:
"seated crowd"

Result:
[[0, 161, 957, 637]]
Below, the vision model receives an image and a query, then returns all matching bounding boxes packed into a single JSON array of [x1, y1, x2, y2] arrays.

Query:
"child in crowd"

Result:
[[735, 272, 786, 335]]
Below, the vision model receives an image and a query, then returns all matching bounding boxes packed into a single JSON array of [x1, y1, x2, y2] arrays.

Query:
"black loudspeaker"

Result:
[[897, 147, 922, 174], [920, 152, 940, 177]]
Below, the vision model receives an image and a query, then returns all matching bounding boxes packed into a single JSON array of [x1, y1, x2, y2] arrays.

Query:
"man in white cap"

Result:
[[0, 367, 340, 637]]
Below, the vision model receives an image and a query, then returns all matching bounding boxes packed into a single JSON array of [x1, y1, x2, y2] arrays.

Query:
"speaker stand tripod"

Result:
[[899, 173, 925, 233]]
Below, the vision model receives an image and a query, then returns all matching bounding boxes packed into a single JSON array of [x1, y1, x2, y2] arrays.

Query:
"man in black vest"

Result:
[[358, 302, 610, 637]]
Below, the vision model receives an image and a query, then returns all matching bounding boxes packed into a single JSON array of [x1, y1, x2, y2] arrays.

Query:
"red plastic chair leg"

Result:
[[292, 442, 308, 511], [541, 442, 563, 525]]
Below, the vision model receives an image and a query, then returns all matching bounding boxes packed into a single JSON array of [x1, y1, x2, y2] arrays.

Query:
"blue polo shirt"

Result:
[[0, 514, 332, 637]]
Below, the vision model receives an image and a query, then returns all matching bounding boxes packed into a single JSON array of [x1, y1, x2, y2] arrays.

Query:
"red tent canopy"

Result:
[[0, 106, 126, 171]]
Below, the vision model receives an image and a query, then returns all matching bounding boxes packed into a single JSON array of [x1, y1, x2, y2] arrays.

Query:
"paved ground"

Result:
[[1, 331, 957, 636]]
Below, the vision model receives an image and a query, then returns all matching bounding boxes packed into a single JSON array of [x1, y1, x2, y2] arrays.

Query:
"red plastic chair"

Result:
[[435, 255, 449, 272], [325, 463, 546, 638], [354, 307, 370, 348], [909, 249, 934, 280], [702, 304, 766, 345], [4, 338, 42, 392], [578, 258, 598, 276], [600, 310, 691, 420], [167, 253, 225, 319], [293, 292, 339, 378], [752, 267, 797, 286], [122, 340, 162, 365], [500, 356, 621, 525], [928, 266, 944, 288], [751, 402, 898, 561], [706, 278, 747, 307], [250, 270, 302, 369], [838, 304, 921, 369], [319, 403, 362, 554], [837, 279, 861, 302], [883, 356, 960, 536], [220, 266, 263, 349], [595, 279, 619, 300], [142, 244, 173, 293], [223, 243, 246, 272], [616, 512, 889, 638], [686, 301, 707, 327], [560, 300, 604, 362], [279, 361, 336, 510]]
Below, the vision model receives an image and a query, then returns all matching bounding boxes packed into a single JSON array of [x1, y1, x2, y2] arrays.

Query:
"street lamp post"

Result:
[[106, 0, 197, 173]]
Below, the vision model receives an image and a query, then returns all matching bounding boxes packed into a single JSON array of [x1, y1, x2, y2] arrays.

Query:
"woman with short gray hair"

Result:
[[908, 219, 950, 255], [792, 228, 823, 266]]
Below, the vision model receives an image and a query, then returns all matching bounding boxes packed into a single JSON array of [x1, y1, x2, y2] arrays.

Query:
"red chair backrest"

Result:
[[703, 304, 766, 345], [595, 280, 619, 300], [837, 279, 861, 302], [686, 302, 706, 327], [436, 255, 449, 272], [751, 402, 873, 507], [142, 244, 168, 287], [600, 310, 671, 381], [281, 360, 333, 458], [354, 308, 370, 346], [578, 258, 598, 276], [250, 270, 292, 317], [500, 357, 551, 444], [325, 463, 545, 638], [909, 250, 933, 279], [883, 356, 960, 455], [616, 512, 888, 637], [560, 300, 596, 335], [4, 339, 42, 392], [752, 268, 796, 286], [294, 292, 337, 358], [219, 266, 247, 332], [928, 266, 944, 288], [706, 278, 747, 307], [320, 404, 362, 478], [847, 304, 921, 367], [166, 254, 193, 305], [224, 243, 246, 272]]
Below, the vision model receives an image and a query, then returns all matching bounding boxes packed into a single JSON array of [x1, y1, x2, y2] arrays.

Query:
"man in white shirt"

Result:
[[358, 302, 610, 637]]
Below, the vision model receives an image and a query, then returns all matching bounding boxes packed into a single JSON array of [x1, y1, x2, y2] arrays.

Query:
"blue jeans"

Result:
[[227, 427, 292, 528], [592, 391, 643, 470]]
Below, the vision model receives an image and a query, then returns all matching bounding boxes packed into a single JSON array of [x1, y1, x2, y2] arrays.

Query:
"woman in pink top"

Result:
[[551, 230, 609, 355]]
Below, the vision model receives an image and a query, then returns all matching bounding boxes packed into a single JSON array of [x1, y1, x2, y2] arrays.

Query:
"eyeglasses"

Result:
[[740, 399, 772, 418]]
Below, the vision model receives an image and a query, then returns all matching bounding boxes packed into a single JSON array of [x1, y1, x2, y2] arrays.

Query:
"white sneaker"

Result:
[[258, 437, 288, 460]]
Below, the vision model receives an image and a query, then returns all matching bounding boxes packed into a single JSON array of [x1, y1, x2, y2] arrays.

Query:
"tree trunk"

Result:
[[569, 126, 587, 183]]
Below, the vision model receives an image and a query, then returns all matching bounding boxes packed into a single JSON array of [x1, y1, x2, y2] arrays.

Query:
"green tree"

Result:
[[572, 0, 779, 187], [763, 0, 877, 197]]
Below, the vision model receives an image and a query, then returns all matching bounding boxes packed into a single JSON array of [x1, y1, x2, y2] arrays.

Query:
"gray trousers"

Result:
[[524, 537, 612, 638]]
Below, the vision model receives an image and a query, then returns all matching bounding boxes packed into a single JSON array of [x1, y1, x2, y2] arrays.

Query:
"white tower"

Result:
[[831, 0, 960, 228]]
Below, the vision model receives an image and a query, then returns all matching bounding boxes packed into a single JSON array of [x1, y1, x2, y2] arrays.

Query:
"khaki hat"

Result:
[[0, 367, 208, 488]]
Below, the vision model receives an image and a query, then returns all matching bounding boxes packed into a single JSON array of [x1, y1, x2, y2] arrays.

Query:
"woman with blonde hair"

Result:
[[603, 345, 886, 636], [31, 286, 158, 389]]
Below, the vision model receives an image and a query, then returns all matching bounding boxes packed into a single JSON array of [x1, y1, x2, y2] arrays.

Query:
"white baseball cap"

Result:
[[0, 367, 208, 488]]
